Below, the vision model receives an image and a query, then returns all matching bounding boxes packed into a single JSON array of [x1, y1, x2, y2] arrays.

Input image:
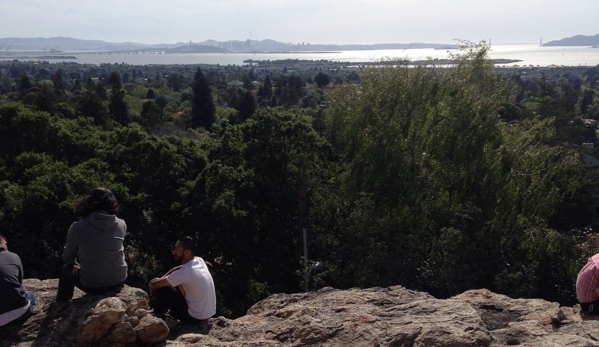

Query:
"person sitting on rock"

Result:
[[576, 253, 599, 314], [148, 236, 216, 323], [0, 233, 36, 327], [55, 187, 128, 302]]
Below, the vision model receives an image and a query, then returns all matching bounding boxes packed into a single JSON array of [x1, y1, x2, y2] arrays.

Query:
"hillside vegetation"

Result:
[[1, 42, 599, 317]]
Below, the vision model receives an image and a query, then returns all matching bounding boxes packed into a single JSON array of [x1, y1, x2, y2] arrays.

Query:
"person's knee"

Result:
[[25, 291, 36, 306]]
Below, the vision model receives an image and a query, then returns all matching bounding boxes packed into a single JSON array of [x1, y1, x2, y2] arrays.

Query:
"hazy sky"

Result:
[[1, 0, 597, 45]]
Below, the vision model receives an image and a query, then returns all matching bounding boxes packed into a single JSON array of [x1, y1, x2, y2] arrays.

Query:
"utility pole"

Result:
[[298, 155, 309, 291]]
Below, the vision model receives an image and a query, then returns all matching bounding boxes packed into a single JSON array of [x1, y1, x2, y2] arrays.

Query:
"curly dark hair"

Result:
[[74, 187, 121, 217]]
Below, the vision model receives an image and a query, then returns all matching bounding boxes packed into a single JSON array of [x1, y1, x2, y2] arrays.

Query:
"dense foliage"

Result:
[[315, 43, 594, 303], [1, 43, 599, 317]]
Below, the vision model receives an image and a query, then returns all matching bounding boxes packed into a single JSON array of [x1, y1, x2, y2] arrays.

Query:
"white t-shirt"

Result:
[[166, 257, 216, 320]]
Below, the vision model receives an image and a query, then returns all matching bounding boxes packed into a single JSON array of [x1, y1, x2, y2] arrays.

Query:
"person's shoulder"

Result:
[[192, 257, 211, 271], [2, 249, 22, 263], [71, 219, 84, 227], [116, 217, 127, 228], [67, 219, 84, 232]]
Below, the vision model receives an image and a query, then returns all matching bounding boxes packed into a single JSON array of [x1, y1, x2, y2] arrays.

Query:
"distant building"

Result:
[[583, 119, 599, 128], [582, 153, 599, 168], [227, 80, 243, 88]]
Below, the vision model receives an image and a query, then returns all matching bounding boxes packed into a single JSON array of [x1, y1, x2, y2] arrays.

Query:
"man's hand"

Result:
[[149, 277, 159, 297], [148, 277, 171, 297], [72, 262, 80, 276]]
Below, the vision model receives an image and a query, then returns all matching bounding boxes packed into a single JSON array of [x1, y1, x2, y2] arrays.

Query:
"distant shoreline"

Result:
[[1, 44, 597, 67]]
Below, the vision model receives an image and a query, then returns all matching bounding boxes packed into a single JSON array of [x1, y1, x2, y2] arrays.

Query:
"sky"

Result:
[[1, 0, 597, 45]]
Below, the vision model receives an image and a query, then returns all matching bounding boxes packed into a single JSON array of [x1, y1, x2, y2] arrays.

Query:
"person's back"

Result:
[[577, 253, 599, 309], [148, 236, 216, 323], [56, 187, 128, 302], [0, 235, 35, 326], [169, 256, 216, 320], [0, 245, 28, 313], [63, 211, 128, 287]]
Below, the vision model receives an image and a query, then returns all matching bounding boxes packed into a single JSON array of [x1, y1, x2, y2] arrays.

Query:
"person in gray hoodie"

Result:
[[56, 187, 128, 302], [0, 233, 36, 326]]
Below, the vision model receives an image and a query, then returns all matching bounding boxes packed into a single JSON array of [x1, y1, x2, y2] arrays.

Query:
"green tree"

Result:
[[181, 107, 330, 316], [167, 73, 184, 92], [78, 78, 108, 124], [314, 72, 330, 88], [19, 73, 32, 94], [52, 69, 65, 95], [1, 74, 13, 94], [318, 41, 586, 302], [108, 73, 129, 125], [140, 100, 163, 128], [145, 88, 156, 99], [190, 68, 216, 130], [106, 71, 121, 87], [259, 75, 273, 99], [235, 90, 256, 123]]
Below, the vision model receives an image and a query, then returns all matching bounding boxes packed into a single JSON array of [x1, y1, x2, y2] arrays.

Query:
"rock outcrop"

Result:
[[0, 279, 168, 346], [2, 279, 599, 346]]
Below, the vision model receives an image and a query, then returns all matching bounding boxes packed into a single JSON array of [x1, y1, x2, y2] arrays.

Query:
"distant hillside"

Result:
[[0, 37, 184, 52], [543, 34, 599, 46], [0, 37, 457, 53]]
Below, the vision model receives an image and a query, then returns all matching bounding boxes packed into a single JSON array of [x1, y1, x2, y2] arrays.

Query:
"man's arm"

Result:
[[148, 277, 171, 297], [148, 265, 183, 296], [163, 265, 182, 277]]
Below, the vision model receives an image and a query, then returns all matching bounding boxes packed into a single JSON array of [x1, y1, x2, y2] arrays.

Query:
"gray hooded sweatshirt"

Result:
[[63, 211, 128, 287]]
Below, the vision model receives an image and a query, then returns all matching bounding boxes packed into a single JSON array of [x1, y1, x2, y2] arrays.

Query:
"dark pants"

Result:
[[56, 264, 124, 302], [150, 286, 202, 323], [580, 300, 599, 315], [2, 291, 36, 327]]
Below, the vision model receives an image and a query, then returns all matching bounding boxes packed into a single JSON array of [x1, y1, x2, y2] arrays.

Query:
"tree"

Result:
[[167, 73, 184, 92], [145, 88, 156, 99], [1, 74, 13, 94], [52, 69, 65, 95], [140, 100, 163, 128], [181, 107, 330, 316], [314, 72, 330, 88], [259, 75, 273, 99], [235, 90, 257, 123], [106, 71, 121, 87], [108, 73, 129, 125], [273, 75, 305, 108], [190, 67, 216, 130], [318, 41, 586, 302], [78, 78, 108, 124], [19, 73, 32, 94]]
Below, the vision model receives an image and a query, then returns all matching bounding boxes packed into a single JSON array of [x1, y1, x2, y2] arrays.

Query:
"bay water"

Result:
[[1, 44, 598, 67]]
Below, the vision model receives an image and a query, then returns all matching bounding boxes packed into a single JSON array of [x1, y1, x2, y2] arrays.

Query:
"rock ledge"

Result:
[[1, 279, 598, 347]]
